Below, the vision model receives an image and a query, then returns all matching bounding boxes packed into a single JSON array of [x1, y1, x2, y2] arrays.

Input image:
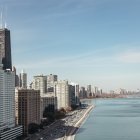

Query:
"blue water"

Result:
[[75, 98, 140, 140]]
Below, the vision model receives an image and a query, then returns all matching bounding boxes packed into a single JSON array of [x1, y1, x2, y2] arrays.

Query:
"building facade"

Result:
[[0, 61, 22, 140], [54, 80, 70, 110], [32, 75, 47, 97], [79, 87, 87, 98], [41, 95, 57, 118], [12, 66, 19, 87], [15, 89, 40, 136], [47, 74, 58, 92], [0, 28, 12, 70], [87, 85, 92, 97], [19, 70, 27, 89], [69, 83, 80, 104]]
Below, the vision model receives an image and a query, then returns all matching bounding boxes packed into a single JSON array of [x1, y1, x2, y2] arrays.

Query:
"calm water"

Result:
[[75, 98, 140, 140]]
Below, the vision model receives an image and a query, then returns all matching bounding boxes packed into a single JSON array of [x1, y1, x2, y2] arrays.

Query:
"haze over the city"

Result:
[[1, 0, 140, 91]]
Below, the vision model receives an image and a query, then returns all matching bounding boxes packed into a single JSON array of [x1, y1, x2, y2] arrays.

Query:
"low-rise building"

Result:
[[41, 93, 57, 118]]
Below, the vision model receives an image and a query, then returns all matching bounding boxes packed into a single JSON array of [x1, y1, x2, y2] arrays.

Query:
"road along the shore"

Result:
[[65, 105, 95, 140]]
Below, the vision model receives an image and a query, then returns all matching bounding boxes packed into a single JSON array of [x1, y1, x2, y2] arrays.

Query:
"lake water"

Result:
[[75, 98, 140, 140]]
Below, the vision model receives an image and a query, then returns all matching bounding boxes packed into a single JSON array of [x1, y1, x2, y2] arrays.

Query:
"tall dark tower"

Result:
[[0, 28, 12, 70]]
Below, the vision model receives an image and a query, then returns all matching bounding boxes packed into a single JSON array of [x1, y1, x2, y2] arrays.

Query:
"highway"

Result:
[[29, 105, 94, 140]]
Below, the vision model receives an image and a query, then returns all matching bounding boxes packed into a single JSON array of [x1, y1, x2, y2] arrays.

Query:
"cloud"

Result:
[[14, 49, 118, 71], [117, 51, 140, 63]]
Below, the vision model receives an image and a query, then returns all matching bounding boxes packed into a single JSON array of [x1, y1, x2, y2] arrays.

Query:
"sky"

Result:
[[0, 0, 140, 92]]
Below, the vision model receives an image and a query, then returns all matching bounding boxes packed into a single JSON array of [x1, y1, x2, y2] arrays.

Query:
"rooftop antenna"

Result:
[[0, 11, 3, 28], [4, 6, 7, 28]]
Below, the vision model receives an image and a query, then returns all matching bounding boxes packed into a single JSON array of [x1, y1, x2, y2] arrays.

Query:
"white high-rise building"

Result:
[[0, 69, 15, 130], [19, 69, 27, 89], [0, 61, 22, 140], [47, 74, 58, 92], [54, 80, 70, 110], [32, 75, 47, 97]]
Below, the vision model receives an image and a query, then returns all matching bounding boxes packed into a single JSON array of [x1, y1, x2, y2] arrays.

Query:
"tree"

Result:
[[43, 104, 55, 122], [54, 108, 66, 119], [28, 123, 39, 134]]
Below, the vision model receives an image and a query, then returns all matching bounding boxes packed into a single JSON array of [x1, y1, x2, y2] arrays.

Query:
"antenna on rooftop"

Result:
[[0, 6, 4, 29], [4, 6, 7, 28], [0, 10, 3, 28]]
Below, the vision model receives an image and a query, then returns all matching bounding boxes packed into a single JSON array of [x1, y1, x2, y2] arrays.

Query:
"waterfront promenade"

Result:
[[64, 105, 94, 140], [29, 104, 94, 140]]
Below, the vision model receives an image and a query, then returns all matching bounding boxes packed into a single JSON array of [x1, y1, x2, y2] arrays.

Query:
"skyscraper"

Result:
[[87, 85, 92, 97], [47, 74, 58, 92], [15, 89, 40, 136], [0, 60, 22, 140], [19, 70, 27, 89], [32, 75, 47, 97], [12, 66, 19, 87], [0, 28, 12, 70], [69, 83, 80, 105], [79, 87, 87, 98], [54, 80, 70, 110]]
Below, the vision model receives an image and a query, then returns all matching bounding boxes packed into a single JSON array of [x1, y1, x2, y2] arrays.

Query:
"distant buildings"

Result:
[[31, 74, 58, 119], [94, 86, 102, 96], [12, 66, 19, 87], [79, 87, 87, 98], [31, 74, 80, 111], [69, 83, 80, 105], [19, 70, 27, 89], [15, 89, 40, 136], [115, 88, 127, 94], [31, 74, 80, 116], [31, 75, 47, 97], [47, 74, 58, 92], [94, 86, 98, 95], [87, 85, 92, 97]]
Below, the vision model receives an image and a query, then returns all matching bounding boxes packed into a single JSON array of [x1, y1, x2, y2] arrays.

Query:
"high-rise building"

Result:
[[54, 80, 70, 110], [12, 66, 19, 87], [79, 87, 87, 98], [87, 85, 92, 97], [69, 85, 76, 106], [94, 86, 103, 95], [41, 95, 57, 118], [31, 75, 58, 119], [19, 70, 27, 89], [0, 60, 22, 140], [15, 89, 40, 136], [47, 74, 58, 92], [94, 86, 98, 95], [69, 83, 80, 105], [0, 28, 12, 70], [32, 75, 47, 97]]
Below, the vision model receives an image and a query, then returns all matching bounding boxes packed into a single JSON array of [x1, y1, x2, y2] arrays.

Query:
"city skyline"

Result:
[[1, 0, 140, 91]]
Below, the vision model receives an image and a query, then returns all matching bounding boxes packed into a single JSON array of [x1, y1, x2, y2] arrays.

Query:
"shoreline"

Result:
[[65, 105, 95, 140]]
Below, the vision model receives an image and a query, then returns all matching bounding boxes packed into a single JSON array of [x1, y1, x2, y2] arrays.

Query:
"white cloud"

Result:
[[117, 51, 140, 63], [14, 50, 118, 72]]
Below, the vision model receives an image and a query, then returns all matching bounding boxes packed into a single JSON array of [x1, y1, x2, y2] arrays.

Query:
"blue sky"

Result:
[[1, 0, 140, 91]]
